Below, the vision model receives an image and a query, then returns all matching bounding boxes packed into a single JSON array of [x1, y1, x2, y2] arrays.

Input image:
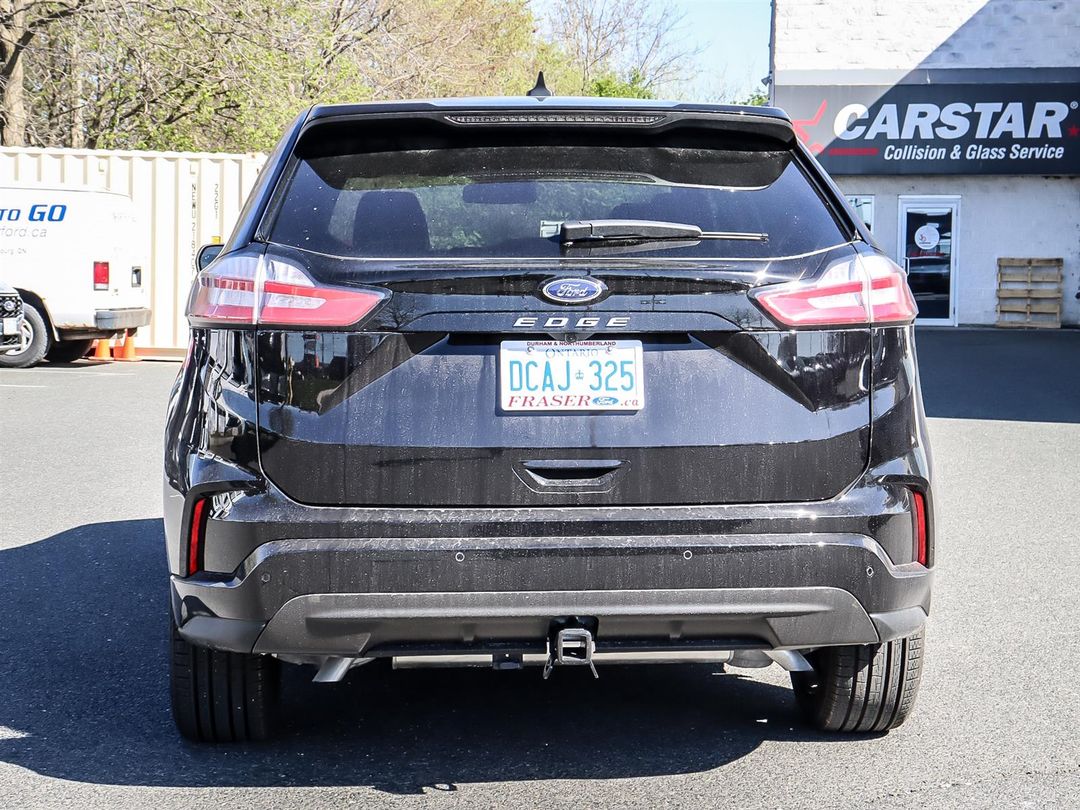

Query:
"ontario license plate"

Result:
[[1, 317, 18, 336], [499, 340, 644, 412]]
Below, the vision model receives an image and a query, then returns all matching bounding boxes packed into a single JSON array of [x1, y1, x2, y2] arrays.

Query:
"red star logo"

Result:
[[1068, 125, 1080, 137], [792, 100, 828, 154]]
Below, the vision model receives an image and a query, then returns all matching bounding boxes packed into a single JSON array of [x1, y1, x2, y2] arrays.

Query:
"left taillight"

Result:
[[93, 261, 110, 291], [186, 253, 387, 326], [751, 253, 917, 328]]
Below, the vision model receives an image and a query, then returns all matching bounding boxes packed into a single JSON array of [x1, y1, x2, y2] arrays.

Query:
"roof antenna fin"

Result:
[[527, 71, 552, 99]]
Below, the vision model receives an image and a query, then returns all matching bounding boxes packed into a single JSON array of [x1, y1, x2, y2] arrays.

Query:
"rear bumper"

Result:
[[94, 307, 151, 331], [171, 530, 931, 656]]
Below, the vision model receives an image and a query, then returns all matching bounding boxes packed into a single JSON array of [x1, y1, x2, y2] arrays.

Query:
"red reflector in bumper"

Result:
[[188, 498, 207, 575], [912, 489, 928, 567]]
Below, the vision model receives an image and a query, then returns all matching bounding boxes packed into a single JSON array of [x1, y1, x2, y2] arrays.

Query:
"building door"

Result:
[[898, 196, 960, 325]]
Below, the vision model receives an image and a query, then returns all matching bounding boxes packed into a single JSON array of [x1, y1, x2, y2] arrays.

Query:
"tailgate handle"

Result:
[[519, 459, 624, 490]]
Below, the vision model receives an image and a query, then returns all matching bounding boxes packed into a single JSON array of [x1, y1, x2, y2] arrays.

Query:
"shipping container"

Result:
[[0, 147, 266, 354]]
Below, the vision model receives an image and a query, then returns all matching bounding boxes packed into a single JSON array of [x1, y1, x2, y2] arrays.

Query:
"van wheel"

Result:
[[790, 628, 924, 733], [47, 339, 95, 363], [170, 619, 280, 742], [0, 303, 50, 368]]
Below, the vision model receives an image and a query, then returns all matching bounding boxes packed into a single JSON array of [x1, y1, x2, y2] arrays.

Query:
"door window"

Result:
[[845, 195, 874, 232]]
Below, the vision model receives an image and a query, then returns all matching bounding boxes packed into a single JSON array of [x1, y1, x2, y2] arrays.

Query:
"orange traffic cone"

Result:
[[114, 332, 140, 362], [91, 338, 113, 361]]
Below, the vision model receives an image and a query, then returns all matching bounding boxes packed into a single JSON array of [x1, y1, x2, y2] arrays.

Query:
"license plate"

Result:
[[1, 317, 18, 336], [499, 340, 644, 411]]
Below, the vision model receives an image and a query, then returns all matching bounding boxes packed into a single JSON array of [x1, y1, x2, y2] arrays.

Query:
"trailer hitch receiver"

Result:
[[543, 624, 599, 679]]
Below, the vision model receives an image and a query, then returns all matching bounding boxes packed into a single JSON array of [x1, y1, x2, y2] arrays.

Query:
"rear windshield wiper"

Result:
[[560, 239, 704, 257], [559, 219, 768, 245]]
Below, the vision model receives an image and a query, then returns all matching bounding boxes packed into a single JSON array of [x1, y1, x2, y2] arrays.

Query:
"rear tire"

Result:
[[170, 619, 280, 742], [791, 628, 924, 732], [0, 303, 49, 368], [46, 338, 95, 363]]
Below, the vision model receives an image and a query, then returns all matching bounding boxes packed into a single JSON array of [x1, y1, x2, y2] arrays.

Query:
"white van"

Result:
[[0, 184, 150, 367]]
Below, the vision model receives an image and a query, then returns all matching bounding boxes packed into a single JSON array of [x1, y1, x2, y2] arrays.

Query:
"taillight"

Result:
[[188, 497, 207, 576], [186, 253, 387, 326], [912, 489, 929, 567], [752, 253, 917, 327], [93, 261, 110, 291]]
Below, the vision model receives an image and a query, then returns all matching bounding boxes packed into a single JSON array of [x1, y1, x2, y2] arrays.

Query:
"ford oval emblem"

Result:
[[592, 396, 619, 406], [540, 277, 606, 305]]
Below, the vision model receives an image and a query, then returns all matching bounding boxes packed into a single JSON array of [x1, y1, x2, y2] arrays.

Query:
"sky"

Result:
[[675, 0, 772, 102]]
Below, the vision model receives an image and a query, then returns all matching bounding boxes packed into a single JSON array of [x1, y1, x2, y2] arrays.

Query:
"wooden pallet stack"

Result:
[[995, 258, 1064, 329]]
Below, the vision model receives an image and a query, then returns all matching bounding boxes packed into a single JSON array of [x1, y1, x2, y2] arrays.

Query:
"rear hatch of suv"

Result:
[[224, 110, 876, 506]]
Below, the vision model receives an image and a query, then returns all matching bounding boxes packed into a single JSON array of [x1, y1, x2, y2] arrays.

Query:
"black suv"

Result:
[[164, 93, 933, 742]]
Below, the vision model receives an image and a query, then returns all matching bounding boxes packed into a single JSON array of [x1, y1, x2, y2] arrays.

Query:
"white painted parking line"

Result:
[[0, 384, 47, 388], [0, 369, 134, 377]]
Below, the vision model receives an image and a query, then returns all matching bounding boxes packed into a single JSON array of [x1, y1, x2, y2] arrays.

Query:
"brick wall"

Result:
[[774, 0, 1080, 73]]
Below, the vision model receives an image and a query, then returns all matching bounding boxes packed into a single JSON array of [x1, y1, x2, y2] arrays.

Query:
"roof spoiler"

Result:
[[297, 107, 797, 155]]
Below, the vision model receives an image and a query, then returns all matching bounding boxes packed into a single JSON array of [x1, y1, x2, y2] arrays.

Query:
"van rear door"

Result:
[[89, 192, 147, 313]]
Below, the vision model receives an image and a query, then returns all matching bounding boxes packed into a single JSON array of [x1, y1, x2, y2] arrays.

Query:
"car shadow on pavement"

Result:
[[916, 328, 1080, 423], [0, 519, 866, 794]]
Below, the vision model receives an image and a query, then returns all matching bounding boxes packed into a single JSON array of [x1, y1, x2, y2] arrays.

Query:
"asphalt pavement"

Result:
[[0, 328, 1078, 809]]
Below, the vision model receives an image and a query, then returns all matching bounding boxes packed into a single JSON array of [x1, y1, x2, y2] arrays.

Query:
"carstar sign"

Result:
[[776, 75, 1080, 175]]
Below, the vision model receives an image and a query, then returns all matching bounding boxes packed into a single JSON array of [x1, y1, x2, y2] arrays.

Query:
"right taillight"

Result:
[[186, 253, 387, 326], [912, 489, 929, 567], [752, 253, 917, 327]]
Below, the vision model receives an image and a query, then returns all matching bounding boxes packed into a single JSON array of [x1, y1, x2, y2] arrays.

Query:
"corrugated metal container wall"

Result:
[[0, 147, 266, 353]]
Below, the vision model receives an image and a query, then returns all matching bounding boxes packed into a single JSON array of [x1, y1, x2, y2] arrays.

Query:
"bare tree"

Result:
[[1, 0, 96, 145], [20, 0, 390, 149], [546, 0, 697, 94], [12, 0, 661, 152]]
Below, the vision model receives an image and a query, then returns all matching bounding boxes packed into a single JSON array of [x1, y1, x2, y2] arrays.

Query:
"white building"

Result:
[[771, 0, 1080, 327]]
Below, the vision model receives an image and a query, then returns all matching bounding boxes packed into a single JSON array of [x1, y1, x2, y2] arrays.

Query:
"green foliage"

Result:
[[587, 71, 655, 99], [739, 90, 769, 107]]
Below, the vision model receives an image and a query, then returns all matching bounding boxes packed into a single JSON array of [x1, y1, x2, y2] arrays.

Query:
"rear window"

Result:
[[268, 140, 849, 260]]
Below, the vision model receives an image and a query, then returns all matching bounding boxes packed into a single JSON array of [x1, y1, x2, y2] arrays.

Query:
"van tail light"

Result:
[[93, 261, 110, 291], [911, 489, 929, 567], [186, 253, 387, 326], [187, 497, 208, 576], [752, 253, 917, 327]]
